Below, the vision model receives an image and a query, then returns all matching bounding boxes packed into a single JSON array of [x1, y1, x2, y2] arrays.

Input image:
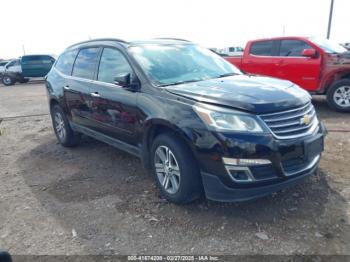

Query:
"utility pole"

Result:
[[327, 0, 334, 39], [22, 45, 26, 55]]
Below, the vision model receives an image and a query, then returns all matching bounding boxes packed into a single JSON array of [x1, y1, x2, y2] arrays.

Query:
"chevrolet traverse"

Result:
[[45, 38, 326, 204]]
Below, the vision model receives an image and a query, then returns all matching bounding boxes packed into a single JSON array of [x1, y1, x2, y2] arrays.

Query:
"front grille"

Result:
[[259, 102, 318, 139], [249, 165, 278, 180], [282, 157, 309, 173]]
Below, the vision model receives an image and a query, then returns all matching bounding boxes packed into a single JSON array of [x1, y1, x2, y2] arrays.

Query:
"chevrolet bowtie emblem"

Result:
[[300, 114, 311, 125]]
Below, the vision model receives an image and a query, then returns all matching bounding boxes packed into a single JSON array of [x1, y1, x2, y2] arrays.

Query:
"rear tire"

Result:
[[326, 79, 350, 112], [151, 133, 203, 204], [51, 105, 81, 147], [2, 75, 15, 86]]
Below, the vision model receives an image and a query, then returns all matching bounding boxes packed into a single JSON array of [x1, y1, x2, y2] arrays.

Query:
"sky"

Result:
[[0, 0, 348, 59]]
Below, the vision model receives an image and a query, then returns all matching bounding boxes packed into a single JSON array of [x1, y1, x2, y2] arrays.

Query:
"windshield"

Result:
[[128, 44, 242, 86], [309, 37, 347, 54]]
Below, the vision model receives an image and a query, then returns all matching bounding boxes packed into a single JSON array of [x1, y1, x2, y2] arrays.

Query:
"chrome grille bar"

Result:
[[259, 102, 319, 139]]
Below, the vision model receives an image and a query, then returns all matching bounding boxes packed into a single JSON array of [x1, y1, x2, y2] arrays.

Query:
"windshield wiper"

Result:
[[216, 72, 239, 78], [158, 79, 202, 87]]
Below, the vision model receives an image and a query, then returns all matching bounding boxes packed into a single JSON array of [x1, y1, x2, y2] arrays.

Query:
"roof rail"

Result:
[[67, 38, 128, 49], [153, 38, 191, 42]]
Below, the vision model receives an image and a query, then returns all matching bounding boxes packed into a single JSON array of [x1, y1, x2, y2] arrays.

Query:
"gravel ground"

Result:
[[0, 82, 349, 256]]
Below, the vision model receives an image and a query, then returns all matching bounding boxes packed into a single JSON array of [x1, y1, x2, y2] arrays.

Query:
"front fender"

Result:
[[140, 118, 199, 169]]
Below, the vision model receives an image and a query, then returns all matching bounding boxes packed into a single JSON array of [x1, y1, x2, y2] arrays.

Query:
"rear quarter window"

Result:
[[55, 50, 78, 75]]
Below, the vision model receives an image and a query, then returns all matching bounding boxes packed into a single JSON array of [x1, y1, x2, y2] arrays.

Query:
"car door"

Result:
[[65, 47, 100, 128], [89, 47, 138, 144], [276, 39, 321, 90], [21, 56, 41, 77], [243, 40, 281, 77], [38, 55, 55, 76]]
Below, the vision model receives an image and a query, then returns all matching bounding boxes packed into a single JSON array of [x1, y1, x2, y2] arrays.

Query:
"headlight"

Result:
[[193, 105, 263, 132]]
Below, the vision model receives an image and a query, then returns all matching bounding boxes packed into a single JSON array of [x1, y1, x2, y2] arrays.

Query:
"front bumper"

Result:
[[195, 123, 327, 202], [202, 156, 319, 202]]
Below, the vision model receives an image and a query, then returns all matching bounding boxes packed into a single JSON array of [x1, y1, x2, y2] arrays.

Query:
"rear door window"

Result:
[[72, 47, 100, 80], [55, 50, 78, 75], [97, 48, 133, 84], [250, 41, 274, 56], [279, 40, 312, 57]]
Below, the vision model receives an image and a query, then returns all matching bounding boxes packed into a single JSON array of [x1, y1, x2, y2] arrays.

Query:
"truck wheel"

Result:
[[2, 75, 15, 86], [151, 133, 203, 204], [51, 105, 81, 147], [327, 79, 350, 112]]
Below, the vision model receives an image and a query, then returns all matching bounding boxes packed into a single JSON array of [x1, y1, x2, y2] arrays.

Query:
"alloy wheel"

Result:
[[154, 145, 181, 194], [333, 86, 350, 107], [54, 112, 66, 141]]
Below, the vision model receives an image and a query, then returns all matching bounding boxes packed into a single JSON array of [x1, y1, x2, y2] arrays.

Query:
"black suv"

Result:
[[46, 38, 326, 204]]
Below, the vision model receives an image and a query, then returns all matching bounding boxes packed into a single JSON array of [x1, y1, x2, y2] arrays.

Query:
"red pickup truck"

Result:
[[225, 36, 350, 112]]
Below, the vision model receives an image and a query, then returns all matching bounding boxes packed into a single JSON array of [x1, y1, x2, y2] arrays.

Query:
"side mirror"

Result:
[[114, 73, 140, 90], [114, 73, 131, 87], [302, 48, 317, 58]]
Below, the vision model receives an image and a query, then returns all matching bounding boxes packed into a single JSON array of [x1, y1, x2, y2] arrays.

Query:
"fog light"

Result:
[[223, 157, 271, 166], [225, 166, 255, 182], [230, 170, 249, 181]]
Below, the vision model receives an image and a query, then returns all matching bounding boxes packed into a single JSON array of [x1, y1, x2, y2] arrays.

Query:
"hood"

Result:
[[335, 52, 350, 64], [165, 75, 310, 114]]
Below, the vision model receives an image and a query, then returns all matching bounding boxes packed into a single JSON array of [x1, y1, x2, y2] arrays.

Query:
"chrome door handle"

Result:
[[63, 85, 70, 90], [90, 92, 100, 97]]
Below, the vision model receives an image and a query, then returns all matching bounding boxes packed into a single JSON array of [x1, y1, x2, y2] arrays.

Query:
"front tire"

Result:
[[51, 105, 81, 147], [326, 79, 350, 112], [2, 75, 15, 86], [151, 133, 203, 204]]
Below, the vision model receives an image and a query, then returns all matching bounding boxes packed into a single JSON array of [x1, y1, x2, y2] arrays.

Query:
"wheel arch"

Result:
[[49, 98, 59, 113], [321, 69, 350, 94], [141, 119, 198, 169]]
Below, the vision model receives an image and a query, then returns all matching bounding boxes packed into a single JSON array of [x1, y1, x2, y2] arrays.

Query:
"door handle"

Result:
[[63, 85, 70, 90], [90, 92, 100, 97]]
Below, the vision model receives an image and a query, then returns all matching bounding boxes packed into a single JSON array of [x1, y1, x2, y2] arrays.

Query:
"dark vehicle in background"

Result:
[[225, 37, 350, 112], [46, 38, 326, 204], [2, 55, 55, 86]]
